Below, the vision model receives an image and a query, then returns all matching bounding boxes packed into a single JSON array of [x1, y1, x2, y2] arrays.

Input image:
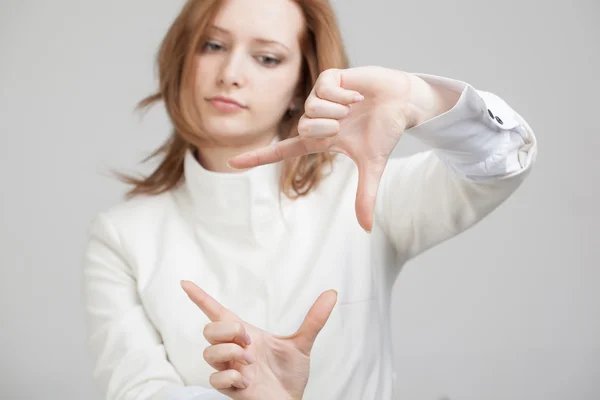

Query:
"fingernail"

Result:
[[354, 94, 365, 102], [244, 351, 256, 364], [244, 333, 252, 346], [243, 377, 251, 388]]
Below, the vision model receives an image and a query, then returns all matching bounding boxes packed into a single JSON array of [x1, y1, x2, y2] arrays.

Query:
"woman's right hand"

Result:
[[181, 280, 338, 400]]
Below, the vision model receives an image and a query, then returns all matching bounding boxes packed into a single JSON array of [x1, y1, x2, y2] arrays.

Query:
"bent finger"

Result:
[[316, 85, 364, 105], [315, 69, 364, 105], [204, 321, 252, 347], [210, 369, 249, 390], [304, 97, 350, 119], [298, 117, 340, 139], [204, 343, 255, 368]]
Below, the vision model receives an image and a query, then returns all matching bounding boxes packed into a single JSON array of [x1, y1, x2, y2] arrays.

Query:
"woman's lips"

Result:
[[208, 97, 247, 112]]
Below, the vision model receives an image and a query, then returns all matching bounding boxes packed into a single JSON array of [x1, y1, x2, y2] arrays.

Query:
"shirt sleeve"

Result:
[[373, 74, 537, 260], [83, 213, 229, 400], [407, 73, 536, 180]]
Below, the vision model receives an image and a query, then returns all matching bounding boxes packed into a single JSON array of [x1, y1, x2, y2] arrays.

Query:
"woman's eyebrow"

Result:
[[210, 25, 290, 51]]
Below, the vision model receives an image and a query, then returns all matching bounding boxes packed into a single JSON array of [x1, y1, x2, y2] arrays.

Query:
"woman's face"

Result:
[[193, 0, 305, 146]]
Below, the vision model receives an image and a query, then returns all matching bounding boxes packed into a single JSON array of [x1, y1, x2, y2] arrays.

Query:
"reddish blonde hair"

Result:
[[119, 0, 350, 199]]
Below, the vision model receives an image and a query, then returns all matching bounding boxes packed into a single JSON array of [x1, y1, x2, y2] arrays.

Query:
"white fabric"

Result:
[[410, 73, 535, 180], [82, 74, 537, 400]]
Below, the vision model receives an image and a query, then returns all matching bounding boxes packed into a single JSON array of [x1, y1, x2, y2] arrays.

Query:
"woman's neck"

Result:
[[194, 133, 279, 173]]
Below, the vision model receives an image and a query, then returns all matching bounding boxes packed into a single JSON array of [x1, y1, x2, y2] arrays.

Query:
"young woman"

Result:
[[82, 0, 538, 399]]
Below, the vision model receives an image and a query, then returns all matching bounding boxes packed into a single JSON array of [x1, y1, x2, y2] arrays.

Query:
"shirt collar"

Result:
[[180, 142, 284, 246]]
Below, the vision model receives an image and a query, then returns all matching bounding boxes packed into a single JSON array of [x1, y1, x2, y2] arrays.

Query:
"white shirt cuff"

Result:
[[405, 73, 536, 180]]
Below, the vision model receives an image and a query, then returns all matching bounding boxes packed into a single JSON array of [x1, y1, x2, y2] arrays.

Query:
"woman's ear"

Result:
[[288, 97, 302, 114]]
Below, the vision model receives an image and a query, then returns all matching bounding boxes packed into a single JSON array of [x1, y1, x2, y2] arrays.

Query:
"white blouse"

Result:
[[82, 73, 538, 400]]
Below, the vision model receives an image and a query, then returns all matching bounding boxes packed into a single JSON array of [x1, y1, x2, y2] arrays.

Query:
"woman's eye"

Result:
[[257, 55, 281, 66], [204, 42, 223, 51]]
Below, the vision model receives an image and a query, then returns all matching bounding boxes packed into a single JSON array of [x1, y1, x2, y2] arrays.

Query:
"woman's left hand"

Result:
[[181, 280, 337, 400], [228, 66, 435, 233]]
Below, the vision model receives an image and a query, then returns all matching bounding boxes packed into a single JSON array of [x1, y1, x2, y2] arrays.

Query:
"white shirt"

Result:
[[82, 73, 538, 400]]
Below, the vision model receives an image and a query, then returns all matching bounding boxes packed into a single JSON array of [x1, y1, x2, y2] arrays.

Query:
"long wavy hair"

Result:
[[119, 0, 350, 199]]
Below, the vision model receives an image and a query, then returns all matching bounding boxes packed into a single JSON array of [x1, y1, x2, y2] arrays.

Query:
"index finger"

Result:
[[181, 280, 235, 322], [314, 68, 364, 105], [227, 136, 332, 169]]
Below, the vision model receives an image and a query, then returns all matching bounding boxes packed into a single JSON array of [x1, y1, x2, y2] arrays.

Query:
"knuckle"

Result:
[[340, 105, 351, 117], [202, 323, 212, 338], [235, 322, 245, 337], [298, 117, 310, 136], [230, 369, 241, 380], [215, 309, 227, 321], [323, 67, 339, 76], [218, 369, 236, 384], [305, 101, 319, 116], [233, 345, 244, 359], [203, 346, 212, 362], [315, 85, 330, 100], [273, 143, 284, 160], [224, 343, 237, 357], [209, 372, 220, 388], [330, 120, 341, 132]]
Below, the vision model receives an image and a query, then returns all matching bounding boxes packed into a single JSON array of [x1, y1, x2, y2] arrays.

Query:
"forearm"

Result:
[[407, 72, 462, 128], [374, 72, 537, 258], [403, 73, 536, 180]]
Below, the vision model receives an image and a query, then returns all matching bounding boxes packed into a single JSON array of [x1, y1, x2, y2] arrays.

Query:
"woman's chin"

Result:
[[202, 126, 259, 146], [201, 119, 274, 146], [202, 119, 247, 136]]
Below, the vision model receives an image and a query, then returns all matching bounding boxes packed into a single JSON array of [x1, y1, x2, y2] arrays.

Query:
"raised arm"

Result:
[[226, 67, 537, 243], [374, 73, 537, 259]]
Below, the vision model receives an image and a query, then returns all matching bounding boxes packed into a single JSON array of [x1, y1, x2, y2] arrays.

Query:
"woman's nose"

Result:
[[218, 54, 246, 88]]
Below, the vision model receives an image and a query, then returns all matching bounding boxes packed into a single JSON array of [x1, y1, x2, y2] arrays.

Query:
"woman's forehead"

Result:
[[212, 0, 305, 47]]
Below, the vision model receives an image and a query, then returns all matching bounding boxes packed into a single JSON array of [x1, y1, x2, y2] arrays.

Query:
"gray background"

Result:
[[1, 0, 598, 399]]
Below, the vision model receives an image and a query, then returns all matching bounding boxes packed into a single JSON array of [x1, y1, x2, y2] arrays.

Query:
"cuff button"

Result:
[[495, 116, 504, 125], [488, 109, 494, 119]]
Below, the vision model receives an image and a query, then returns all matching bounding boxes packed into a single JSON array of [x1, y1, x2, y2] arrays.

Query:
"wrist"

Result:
[[407, 72, 460, 128], [269, 388, 302, 400]]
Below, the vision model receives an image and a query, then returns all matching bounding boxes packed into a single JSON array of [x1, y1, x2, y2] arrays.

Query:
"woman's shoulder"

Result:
[[86, 187, 181, 243]]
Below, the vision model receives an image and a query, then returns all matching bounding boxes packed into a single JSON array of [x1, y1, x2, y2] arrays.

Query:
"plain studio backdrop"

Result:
[[1, 0, 598, 399]]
